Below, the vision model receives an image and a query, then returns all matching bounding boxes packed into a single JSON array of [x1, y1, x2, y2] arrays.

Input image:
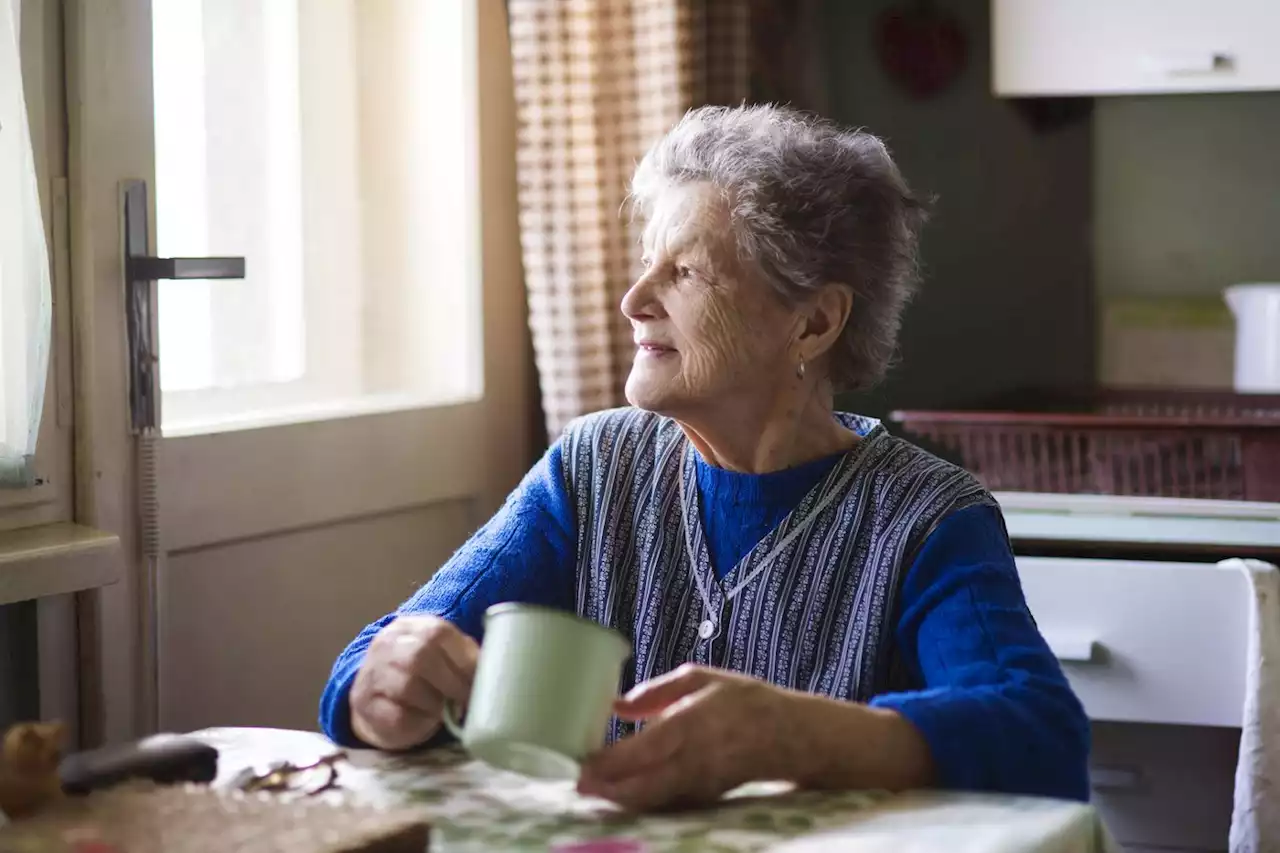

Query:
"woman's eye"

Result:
[[676, 265, 693, 280], [640, 256, 654, 270]]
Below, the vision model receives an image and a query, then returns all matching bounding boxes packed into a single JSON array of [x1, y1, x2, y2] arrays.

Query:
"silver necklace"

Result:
[[676, 441, 862, 641]]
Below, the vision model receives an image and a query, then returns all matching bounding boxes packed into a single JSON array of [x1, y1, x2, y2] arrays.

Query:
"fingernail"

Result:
[[579, 783, 611, 801]]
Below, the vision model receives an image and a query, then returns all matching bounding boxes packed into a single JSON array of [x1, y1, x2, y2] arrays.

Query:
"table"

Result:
[[194, 727, 1118, 852]]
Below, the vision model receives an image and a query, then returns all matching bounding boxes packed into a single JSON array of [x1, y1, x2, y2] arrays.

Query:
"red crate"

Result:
[[890, 389, 1280, 503]]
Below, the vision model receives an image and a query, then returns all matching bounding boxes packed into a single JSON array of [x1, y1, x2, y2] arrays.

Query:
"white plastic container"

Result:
[[1224, 283, 1280, 393]]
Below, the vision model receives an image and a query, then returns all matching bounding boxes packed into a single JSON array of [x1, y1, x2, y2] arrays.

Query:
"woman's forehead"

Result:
[[641, 184, 729, 256]]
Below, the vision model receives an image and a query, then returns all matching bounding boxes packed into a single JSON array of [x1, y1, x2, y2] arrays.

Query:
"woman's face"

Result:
[[622, 182, 801, 418]]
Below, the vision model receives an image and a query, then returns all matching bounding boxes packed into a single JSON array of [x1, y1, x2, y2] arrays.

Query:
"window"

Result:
[[151, 0, 483, 435], [0, 0, 53, 486]]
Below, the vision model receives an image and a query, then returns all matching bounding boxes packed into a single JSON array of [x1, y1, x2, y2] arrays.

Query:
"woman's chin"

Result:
[[625, 374, 681, 414]]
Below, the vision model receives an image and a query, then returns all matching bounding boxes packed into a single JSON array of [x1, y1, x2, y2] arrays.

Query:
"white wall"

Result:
[[1093, 92, 1280, 388], [1094, 92, 1280, 297]]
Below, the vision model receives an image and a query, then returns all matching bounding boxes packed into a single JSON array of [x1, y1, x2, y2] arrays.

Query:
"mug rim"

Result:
[[483, 602, 632, 657], [1225, 282, 1280, 292]]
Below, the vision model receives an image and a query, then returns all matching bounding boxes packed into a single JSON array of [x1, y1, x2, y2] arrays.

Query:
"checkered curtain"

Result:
[[509, 0, 750, 438]]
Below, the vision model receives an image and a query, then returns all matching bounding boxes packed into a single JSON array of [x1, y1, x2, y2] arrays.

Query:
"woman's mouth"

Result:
[[637, 343, 675, 357]]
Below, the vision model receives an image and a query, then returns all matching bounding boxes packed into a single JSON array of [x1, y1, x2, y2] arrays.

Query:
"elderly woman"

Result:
[[321, 104, 1089, 810]]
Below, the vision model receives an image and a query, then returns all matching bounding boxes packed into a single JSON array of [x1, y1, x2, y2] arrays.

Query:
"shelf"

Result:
[[995, 492, 1280, 554], [0, 523, 122, 605]]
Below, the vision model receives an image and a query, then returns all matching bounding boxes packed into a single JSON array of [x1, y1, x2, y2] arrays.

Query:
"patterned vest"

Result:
[[561, 407, 994, 742]]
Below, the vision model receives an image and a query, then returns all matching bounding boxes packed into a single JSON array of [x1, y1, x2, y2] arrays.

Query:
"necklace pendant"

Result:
[[698, 619, 716, 639]]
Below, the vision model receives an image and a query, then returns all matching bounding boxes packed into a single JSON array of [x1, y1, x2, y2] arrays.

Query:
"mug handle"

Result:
[[441, 700, 466, 740]]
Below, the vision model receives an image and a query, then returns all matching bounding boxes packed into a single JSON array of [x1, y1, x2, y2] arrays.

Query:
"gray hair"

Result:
[[629, 104, 927, 392]]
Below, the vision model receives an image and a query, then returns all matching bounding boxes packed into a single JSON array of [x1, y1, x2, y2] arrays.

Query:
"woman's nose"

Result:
[[620, 271, 660, 321]]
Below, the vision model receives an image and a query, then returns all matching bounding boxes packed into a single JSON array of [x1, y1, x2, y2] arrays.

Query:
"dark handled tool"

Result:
[[58, 733, 219, 795]]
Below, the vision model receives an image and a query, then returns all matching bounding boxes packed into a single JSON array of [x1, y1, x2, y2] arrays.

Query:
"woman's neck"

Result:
[[676, 395, 859, 474]]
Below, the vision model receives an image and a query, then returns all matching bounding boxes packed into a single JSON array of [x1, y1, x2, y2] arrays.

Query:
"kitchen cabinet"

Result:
[[998, 491, 1280, 852], [993, 0, 1280, 97], [1017, 556, 1248, 728]]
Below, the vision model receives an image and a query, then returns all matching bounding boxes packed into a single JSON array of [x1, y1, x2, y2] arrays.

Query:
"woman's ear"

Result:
[[796, 283, 854, 361]]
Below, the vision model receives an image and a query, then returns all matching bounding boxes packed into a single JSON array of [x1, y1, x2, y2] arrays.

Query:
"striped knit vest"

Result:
[[561, 407, 995, 743]]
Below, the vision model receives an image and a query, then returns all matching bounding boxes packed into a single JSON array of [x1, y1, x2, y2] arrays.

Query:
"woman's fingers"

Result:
[[583, 666, 718, 797], [351, 694, 439, 751], [614, 664, 714, 720], [387, 619, 477, 705], [369, 661, 441, 715], [582, 756, 694, 812], [350, 615, 480, 750], [421, 651, 474, 707], [583, 670, 791, 811], [579, 714, 715, 811], [439, 628, 480, 677], [579, 717, 684, 789]]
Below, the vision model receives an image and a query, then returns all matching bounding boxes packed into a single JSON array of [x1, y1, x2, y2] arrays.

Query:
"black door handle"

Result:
[[122, 180, 247, 430], [129, 255, 246, 282]]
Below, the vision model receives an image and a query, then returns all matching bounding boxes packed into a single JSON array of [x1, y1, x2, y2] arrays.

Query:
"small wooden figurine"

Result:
[[0, 720, 65, 818]]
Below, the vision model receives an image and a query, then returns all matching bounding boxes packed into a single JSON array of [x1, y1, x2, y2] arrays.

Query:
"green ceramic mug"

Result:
[[443, 603, 631, 780]]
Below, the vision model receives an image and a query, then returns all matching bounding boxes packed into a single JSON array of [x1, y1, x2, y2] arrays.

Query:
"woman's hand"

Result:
[[349, 615, 479, 751], [577, 664, 936, 811], [576, 664, 798, 811]]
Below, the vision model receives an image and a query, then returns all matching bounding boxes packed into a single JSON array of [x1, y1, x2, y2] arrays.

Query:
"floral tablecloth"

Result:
[[194, 727, 1117, 853]]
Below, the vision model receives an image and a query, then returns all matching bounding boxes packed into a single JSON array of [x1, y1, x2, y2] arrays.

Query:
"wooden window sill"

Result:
[[0, 523, 121, 605]]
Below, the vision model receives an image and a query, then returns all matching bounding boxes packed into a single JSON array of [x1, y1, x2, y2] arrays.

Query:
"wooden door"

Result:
[[66, 0, 531, 742]]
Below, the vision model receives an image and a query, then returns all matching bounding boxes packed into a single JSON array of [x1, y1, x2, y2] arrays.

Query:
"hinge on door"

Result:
[[52, 177, 72, 430]]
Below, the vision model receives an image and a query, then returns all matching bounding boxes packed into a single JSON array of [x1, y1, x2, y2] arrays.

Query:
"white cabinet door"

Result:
[[1016, 557, 1248, 727], [993, 0, 1280, 96]]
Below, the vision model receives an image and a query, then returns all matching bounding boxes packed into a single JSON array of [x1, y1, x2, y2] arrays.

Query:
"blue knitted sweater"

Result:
[[320, 443, 1090, 801]]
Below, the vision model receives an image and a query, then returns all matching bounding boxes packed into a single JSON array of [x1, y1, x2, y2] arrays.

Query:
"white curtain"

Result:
[[0, 0, 52, 487]]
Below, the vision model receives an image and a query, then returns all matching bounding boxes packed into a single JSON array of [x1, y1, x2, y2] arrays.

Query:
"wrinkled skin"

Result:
[[621, 182, 855, 473], [576, 664, 795, 811], [575, 663, 933, 812], [349, 615, 479, 751], [622, 183, 797, 418]]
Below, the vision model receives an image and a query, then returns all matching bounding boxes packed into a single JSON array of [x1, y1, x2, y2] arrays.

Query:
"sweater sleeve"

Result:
[[869, 503, 1091, 802], [318, 441, 577, 746]]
